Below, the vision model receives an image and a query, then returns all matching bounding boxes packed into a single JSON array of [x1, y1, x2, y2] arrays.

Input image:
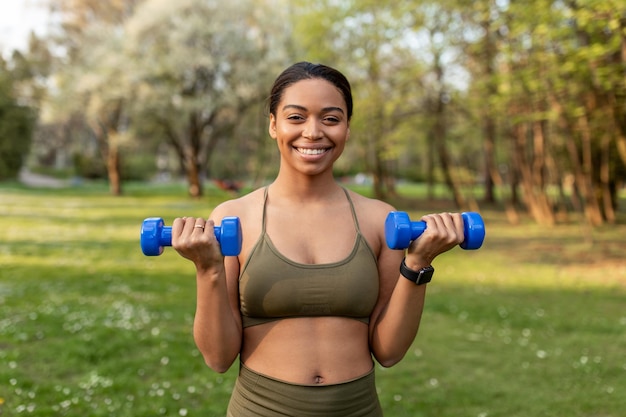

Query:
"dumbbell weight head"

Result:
[[217, 217, 243, 256], [140, 217, 242, 256], [385, 211, 417, 251], [141, 217, 169, 256], [460, 212, 485, 250]]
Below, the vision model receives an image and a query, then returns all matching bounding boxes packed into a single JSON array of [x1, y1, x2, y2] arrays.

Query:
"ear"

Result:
[[346, 125, 350, 141], [268, 114, 278, 139]]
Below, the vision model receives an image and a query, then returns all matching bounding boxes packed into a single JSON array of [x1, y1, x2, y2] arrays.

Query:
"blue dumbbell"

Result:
[[140, 217, 242, 256], [385, 211, 485, 250]]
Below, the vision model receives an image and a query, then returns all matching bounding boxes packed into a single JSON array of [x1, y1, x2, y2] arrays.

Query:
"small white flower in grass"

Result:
[[179, 409, 189, 416], [429, 378, 439, 387], [536, 350, 547, 359], [161, 356, 170, 365], [393, 395, 402, 401]]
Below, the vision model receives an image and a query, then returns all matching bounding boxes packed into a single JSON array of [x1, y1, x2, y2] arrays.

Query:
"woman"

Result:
[[171, 62, 465, 416]]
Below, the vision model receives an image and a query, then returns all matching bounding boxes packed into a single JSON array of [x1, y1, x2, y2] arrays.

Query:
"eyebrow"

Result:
[[282, 104, 345, 114]]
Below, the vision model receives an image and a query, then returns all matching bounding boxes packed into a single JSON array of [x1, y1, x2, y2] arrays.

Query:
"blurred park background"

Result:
[[1, 0, 625, 416]]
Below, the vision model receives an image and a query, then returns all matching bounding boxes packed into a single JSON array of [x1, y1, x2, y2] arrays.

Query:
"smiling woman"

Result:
[[167, 62, 469, 416]]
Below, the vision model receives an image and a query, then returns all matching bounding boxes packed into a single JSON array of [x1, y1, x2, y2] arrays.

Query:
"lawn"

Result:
[[0, 182, 625, 416]]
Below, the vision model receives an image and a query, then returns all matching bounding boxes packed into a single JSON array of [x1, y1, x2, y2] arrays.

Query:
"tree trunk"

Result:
[[576, 112, 604, 226], [95, 116, 123, 196], [511, 119, 555, 226], [480, 18, 497, 204], [433, 94, 465, 209], [599, 133, 616, 223], [106, 138, 121, 196]]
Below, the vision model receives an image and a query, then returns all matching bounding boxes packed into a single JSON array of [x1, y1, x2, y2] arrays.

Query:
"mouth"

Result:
[[295, 147, 331, 156]]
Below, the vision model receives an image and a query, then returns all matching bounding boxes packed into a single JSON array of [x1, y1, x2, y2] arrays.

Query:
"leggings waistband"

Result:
[[227, 363, 383, 417]]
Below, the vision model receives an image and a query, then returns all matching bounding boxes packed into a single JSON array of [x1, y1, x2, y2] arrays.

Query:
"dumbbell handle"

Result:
[[385, 211, 485, 250], [153, 225, 223, 248]]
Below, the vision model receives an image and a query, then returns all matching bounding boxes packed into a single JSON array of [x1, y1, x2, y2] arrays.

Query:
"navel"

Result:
[[314, 375, 325, 384]]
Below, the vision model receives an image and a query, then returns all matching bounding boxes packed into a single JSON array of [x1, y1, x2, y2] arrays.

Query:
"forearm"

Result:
[[370, 276, 427, 368], [193, 269, 242, 373]]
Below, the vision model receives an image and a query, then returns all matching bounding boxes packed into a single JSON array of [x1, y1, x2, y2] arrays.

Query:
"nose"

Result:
[[302, 118, 323, 140]]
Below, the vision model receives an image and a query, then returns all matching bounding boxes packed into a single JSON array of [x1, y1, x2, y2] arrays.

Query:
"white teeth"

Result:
[[297, 148, 327, 155]]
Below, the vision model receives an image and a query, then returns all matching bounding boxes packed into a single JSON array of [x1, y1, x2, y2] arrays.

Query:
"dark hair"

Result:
[[268, 62, 353, 121]]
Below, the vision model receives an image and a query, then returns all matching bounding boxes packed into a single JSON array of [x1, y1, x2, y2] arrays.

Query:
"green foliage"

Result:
[[0, 185, 624, 416], [9, 0, 626, 219], [0, 60, 36, 180]]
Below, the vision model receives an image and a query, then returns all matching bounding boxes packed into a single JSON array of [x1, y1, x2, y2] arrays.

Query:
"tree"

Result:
[[124, 0, 290, 197], [293, 0, 431, 199], [47, 0, 142, 195], [0, 57, 37, 180]]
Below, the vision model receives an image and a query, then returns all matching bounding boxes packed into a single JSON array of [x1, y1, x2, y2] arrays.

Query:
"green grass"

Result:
[[1, 183, 625, 416]]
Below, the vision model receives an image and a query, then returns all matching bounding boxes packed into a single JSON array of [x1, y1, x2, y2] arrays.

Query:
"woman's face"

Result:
[[269, 78, 350, 177]]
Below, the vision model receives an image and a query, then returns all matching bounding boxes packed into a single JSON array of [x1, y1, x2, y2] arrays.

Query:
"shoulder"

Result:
[[344, 188, 396, 252], [345, 188, 396, 221], [210, 187, 266, 222]]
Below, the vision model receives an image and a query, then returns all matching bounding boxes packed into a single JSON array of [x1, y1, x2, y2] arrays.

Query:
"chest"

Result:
[[239, 234, 380, 324], [264, 203, 359, 265]]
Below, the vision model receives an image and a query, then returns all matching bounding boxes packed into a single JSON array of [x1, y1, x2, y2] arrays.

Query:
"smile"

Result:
[[295, 147, 330, 155]]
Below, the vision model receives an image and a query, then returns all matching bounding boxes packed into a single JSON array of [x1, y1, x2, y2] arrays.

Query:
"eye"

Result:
[[323, 115, 341, 124], [286, 114, 305, 122]]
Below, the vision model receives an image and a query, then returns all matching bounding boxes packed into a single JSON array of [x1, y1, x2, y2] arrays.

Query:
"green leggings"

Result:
[[227, 363, 384, 417]]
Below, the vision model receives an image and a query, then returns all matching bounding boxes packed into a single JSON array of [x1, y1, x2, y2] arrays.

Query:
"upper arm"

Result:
[[209, 200, 245, 329], [359, 199, 405, 336]]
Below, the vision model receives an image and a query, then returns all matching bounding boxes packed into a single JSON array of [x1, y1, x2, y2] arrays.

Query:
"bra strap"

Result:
[[342, 187, 362, 234], [261, 186, 269, 234]]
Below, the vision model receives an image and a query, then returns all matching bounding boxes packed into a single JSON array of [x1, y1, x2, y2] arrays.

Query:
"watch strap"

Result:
[[400, 258, 434, 285]]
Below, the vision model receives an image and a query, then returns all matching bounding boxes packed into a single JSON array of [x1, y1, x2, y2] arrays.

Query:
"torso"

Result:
[[225, 185, 386, 385]]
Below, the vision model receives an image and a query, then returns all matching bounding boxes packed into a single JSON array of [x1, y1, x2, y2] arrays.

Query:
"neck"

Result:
[[270, 171, 342, 203]]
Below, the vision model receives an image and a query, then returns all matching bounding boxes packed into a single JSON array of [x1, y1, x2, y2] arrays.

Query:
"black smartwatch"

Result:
[[400, 258, 434, 285]]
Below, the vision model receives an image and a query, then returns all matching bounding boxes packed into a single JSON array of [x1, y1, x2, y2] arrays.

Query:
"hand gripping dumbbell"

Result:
[[385, 211, 485, 250], [140, 217, 242, 256]]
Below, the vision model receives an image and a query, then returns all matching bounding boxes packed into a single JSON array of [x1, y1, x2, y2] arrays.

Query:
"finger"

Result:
[[172, 217, 185, 237], [204, 219, 216, 237], [451, 213, 465, 242], [193, 218, 206, 233]]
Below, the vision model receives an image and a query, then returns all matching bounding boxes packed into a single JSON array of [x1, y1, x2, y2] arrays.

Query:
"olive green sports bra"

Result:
[[239, 187, 379, 328]]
